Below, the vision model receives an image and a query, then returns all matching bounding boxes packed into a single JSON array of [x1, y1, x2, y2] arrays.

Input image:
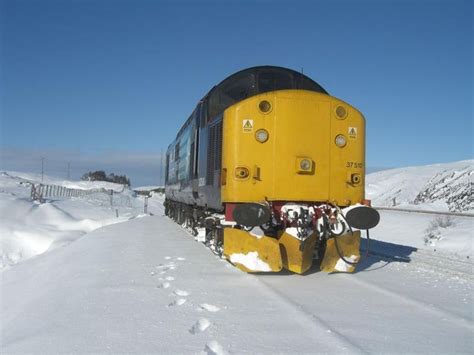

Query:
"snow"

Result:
[[229, 251, 272, 272], [334, 255, 359, 272], [370, 210, 473, 259], [0, 171, 156, 269], [366, 159, 473, 212], [1, 162, 473, 353]]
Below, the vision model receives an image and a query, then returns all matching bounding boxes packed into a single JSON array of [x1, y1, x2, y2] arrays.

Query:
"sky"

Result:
[[1, 0, 472, 186]]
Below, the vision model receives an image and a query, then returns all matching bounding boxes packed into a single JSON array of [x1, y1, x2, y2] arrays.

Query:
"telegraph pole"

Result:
[[41, 157, 45, 182], [159, 148, 163, 186]]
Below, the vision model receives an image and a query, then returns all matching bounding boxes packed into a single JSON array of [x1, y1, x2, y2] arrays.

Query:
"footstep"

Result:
[[176, 257, 186, 261], [150, 271, 156, 276], [164, 256, 172, 260], [168, 298, 186, 307], [199, 303, 220, 312], [204, 340, 227, 355], [174, 289, 189, 296], [165, 276, 175, 281], [157, 282, 170, 289], [189, 318, 210, 334]]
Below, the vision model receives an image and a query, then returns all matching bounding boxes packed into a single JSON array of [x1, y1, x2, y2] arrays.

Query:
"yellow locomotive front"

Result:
[[222, 90, 365, 204], [219, 87, 377, 274], [165, 66, 379, 275]]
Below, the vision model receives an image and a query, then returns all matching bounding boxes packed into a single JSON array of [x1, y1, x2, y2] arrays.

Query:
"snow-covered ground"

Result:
[[1, 162, 473, 353], [0, 172, 159, 269], [366, 159, 473, 212], [366, 160, 473, 259]]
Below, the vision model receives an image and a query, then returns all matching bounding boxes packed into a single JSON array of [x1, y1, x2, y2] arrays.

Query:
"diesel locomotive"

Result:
[[164, 66, 379, 274]]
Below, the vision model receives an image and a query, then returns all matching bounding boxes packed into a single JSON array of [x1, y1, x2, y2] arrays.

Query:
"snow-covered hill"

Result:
[[366, 160, 473, 212], [0, 172, 164, 269]]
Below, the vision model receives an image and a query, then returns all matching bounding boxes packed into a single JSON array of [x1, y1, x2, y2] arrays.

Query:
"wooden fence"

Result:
[[30, 183, 113, 204]]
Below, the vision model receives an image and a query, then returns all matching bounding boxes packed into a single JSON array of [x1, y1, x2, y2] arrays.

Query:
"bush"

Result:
[[81, 170, 131, 186], [423, 215, 454, 246]]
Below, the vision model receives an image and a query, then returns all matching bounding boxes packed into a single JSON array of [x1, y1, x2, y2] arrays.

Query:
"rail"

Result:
[[374, 206, 474, 218]]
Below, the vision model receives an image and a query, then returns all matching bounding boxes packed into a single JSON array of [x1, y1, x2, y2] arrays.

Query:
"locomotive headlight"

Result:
[[255, 129, 269, 143], [259, 100, 272, 113], [335, 134, 347, 148], [300, 159, 312, 171], [335, 105, 347, 119], [235, 167, 250, 179], [296, 157, 314, 174]]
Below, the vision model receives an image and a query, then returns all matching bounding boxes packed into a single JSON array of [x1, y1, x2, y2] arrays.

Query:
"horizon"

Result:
[[0, 154, 474, 189]]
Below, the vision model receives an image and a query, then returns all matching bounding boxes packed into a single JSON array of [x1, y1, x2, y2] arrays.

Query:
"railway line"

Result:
[[374, 206, 474, 217], [255, 246, 473, 353]]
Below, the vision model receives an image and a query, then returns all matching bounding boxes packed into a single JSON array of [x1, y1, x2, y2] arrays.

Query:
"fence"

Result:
[[30, 183, 114, 204]]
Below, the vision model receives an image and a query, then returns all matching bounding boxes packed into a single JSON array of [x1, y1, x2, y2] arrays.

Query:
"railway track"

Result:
[[254, 244, 473, 353], [374, 206, 474, 217]]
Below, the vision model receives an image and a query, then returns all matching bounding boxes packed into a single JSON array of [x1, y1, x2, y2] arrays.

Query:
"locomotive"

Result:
[[164, 66, 379, 274]]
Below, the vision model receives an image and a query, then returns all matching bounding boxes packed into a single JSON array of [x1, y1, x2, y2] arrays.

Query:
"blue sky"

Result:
[[1, 0, 472, 186]]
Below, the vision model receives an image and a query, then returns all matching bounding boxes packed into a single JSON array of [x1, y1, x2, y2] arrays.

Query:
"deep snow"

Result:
[[1, 162, 473, 353]]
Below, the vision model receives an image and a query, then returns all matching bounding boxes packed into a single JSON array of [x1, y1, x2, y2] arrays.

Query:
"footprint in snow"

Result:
[[174, 289, 190, 297], [176, 257, 186, 261], [165, 276, 175, 281], [204, 340, 227, 355], [168, 298, 187, 307], [189, 318, 210, 334], [199, 303, 220, 313], [157, 282, 170, 289], [164, 256, 172, 260]]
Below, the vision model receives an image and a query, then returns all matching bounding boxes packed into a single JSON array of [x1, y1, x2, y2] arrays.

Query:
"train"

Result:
[[164, 66, 379, 274]]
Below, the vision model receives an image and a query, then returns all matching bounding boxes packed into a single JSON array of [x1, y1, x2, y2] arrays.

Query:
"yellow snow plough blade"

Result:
[[223, 228, 282, 272], [320, 231, 361, 273], [278, 231, 317, 274]]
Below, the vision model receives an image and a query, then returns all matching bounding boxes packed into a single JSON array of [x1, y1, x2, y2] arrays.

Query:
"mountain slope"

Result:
[[366, 160, 473, 212]]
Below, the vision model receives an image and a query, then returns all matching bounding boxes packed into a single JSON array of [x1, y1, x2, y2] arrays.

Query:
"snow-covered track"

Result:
[[360, 238, 473, 279], [255, 252, 473, 353]]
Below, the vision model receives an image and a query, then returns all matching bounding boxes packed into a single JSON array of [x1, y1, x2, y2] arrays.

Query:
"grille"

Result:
[[206, 120, 223, 186]]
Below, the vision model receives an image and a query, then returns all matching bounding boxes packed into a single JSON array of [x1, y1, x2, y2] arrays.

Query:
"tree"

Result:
[[81, 170, 131, 186]]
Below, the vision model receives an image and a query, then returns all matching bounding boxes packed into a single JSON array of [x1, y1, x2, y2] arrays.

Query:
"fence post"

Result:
[[109, 190, 113, 207], [38, 184, 44, 203], [144, 195, 149, 214]]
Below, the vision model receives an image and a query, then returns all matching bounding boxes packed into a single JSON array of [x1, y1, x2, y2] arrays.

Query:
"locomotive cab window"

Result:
[[204, 66, 328, 122], [208, 73, 255, 121], [258, 70, 293, 93]]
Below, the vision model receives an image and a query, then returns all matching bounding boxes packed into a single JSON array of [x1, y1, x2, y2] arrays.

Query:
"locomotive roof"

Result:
[[204, 66, 328, 121], [208, 65, 328, 98], [170, 66, 329, 144]]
